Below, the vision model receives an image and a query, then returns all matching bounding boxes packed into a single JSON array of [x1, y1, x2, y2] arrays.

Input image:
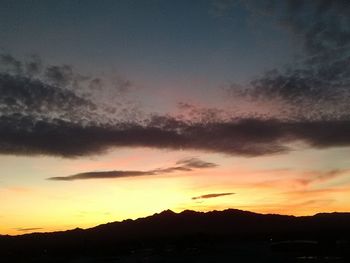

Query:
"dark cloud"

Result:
[[0, 53, 138, 124], [280, 0, 350, 56], [228, 0, 350, 120], [0, 54, 104, 126], [2, 51, 350, 158], [241, 63, 350, 119], [48, 158, 217, 181], [0, 54, 22, 75], [3, 114, 350, 157], [15, 227, 43, 232], [24, 55, 42, 77], [176, 102, 231, 123], [192, 192, 235, 200], [45, 64, 75, 88], [0, 73, 96, 121]]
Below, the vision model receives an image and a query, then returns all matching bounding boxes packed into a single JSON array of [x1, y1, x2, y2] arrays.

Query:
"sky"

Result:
[[0, 0, 350, 235]]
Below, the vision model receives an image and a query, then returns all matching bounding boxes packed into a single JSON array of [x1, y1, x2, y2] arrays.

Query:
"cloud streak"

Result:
[[48, 158, 217, 181], [15, 227, 43, 232], [299, 169, 349, 186], [192, 192, 235, 200]]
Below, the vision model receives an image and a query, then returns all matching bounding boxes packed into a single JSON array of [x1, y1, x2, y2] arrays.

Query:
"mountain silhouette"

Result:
[[1, 209, 350, 262]]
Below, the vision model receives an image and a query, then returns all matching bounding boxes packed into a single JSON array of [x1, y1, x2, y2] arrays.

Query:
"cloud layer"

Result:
[[2, 112, 350, 157]]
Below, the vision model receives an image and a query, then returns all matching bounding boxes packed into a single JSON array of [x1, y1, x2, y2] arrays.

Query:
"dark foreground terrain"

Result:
[[1, 209, 350, 262]]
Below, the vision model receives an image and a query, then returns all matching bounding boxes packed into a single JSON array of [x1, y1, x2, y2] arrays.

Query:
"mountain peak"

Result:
[[156, 209, 176, 216]]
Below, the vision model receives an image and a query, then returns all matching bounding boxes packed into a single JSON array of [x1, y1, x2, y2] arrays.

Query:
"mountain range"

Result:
[[1, 209, 350, 262]]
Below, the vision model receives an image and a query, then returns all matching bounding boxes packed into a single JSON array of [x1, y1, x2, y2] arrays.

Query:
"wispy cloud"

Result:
[[298, 169, 349, 186], [15, 227, 43, 232], [192, 192, 235, 200], [176, 157, 218, 168], [48, 157, 217, 181]]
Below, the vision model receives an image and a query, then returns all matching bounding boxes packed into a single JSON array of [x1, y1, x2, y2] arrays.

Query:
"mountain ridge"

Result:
[[4, 208, 350, 237], [1, 208, 350, 261]]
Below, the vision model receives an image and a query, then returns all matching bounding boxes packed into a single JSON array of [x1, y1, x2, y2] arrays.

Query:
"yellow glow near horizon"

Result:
[[1, 147, 350, 235], [1, 174, 350, 235]]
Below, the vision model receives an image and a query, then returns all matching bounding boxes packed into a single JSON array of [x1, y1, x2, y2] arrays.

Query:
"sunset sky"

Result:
[[1, 0, 350, 235]]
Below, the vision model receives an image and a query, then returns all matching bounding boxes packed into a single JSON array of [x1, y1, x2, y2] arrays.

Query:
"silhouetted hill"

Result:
[[1, 209, 350, 262]]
